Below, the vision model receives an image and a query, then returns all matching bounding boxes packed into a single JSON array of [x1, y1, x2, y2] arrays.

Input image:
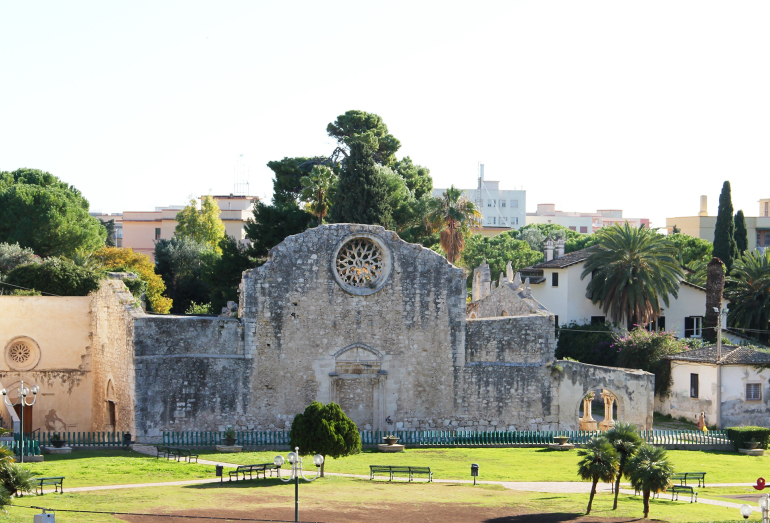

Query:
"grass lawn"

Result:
[[197, 447, 770, 484], [19, 450, 214, 487], [1, 476, 759, 523]]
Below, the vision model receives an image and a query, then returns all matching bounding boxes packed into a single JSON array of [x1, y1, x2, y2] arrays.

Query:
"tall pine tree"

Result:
[[712, 181, 737, 273], [734, 209, 749, 255], [330, 142, 390, 225]]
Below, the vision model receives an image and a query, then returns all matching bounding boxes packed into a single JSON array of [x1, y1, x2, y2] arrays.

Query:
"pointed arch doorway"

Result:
[[329, 344, 386, 431]]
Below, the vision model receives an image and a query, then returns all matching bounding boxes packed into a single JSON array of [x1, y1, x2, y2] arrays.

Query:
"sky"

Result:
[[1, 1, 768, 229]]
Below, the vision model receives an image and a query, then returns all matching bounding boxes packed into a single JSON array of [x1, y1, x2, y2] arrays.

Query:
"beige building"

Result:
[[667, 196, 770, 252], [122, 195, 257, 261], [0, 279, 138, 436], [527, 204, 650, 234]]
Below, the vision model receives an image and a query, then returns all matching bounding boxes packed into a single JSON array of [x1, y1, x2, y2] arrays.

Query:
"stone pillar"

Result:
[[579, 391, 597, 431], [599, 389, 616, 431]]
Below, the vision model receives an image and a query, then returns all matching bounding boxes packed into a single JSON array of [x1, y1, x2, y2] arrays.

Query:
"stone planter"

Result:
[[383, 436, 399, 446], [553, 436, 570, 446], [223, 437, 237, 446], [744, 441, 761, 450], [51, 440, 67, 449]]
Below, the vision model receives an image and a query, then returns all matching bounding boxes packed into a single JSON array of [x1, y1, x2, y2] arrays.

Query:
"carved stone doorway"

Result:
[[330, 344, 385, 431]]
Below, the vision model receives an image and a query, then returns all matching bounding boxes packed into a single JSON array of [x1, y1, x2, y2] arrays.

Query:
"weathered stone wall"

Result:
[[555, 361, 655, 430], [238, 224, 467, 432], [132, 316, 246, 441], [469, 283, 547, 319], [90, 279, 143, 434]]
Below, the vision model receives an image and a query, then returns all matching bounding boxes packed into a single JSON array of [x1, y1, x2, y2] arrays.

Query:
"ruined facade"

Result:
[[0, 224, 655, 441]]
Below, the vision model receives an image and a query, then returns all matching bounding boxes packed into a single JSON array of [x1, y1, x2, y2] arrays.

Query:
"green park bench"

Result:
[[34, 476, 64, 495], [369, 465, 433, 482], [228, 463, 277, 481], [670, 485, 698, 503], [672, 472, 706, 487]]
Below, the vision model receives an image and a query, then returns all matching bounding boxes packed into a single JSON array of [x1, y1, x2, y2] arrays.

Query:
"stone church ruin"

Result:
[[0, 224, 654, 441]]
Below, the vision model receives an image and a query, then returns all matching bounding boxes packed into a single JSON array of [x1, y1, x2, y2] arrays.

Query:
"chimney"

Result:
[[544, 240, 554, 262], [555, 239, 565, 259], [699, 195, 708, 217]]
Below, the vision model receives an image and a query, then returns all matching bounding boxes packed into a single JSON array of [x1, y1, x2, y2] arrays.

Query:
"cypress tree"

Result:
[[712, 181, 737, 273], [330, 142, 391, 225], [734, 209, 749, 255]]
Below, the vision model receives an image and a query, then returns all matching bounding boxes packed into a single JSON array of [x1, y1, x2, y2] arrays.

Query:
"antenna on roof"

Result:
[[234, 154, 250, 195]]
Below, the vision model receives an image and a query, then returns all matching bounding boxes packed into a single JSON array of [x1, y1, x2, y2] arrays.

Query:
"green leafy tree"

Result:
[[175, 195, 226, 254], [329, 142, 391, 226], [426, 186, 482, 264], [203, 235, 254, 312], [713, 181, 738, 273], [577, 438, 619, 515], [245, 201, 313, 258], [515, 223, 598, 253], [627, 444, 674, 518], [0, 168, 106, 257], [666, 233, 713, 266], [581, 223, 683, 328], [392, 157, 432, 199], [461, 232, 543, 286], [5, 257, 102, 296], [735, 210, 749, 255], [100, 219, 117, 247], [602, 422, 644, 510], [300, 165, 336, 226], [683, 256, 709, 287], [94, 247, 172, 313], [268, 157, 317, 205], [327, 110, 401, 166], [288, 401, 362, 477], [0, 243, 40, 277], [725, 249, 770, 344], [154, 238, 219, 314]]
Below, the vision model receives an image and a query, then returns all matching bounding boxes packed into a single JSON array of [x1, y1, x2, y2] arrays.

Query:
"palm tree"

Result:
[[577, 438, 619, 515], [426, 186, 481, 264], [603, 422, 643, 510], [627, 443, 674, 518], [725, 249, 770, 344], [300, 165, 336, 226], [581, 223, 683, 329]]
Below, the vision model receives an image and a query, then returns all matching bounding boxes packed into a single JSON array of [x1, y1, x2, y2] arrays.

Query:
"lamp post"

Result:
[[743, 477, 770, 522], [273, 447, 324, 523], [1, 381, 38, 463]]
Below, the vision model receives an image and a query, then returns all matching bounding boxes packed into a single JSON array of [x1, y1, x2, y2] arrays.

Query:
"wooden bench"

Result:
[[228, 463, 277, 481], [672, 472, 706, 487], [369, 465, 433, 482], [34, 476, 64, 495], [670, 485, 697, 503]]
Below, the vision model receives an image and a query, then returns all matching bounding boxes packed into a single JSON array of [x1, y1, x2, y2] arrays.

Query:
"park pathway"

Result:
[[51, 445, 760, 514]]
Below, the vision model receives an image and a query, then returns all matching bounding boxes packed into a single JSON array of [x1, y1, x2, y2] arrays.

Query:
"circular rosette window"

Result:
[[332, 233, 393, 295], [4, 336, 41, 371]]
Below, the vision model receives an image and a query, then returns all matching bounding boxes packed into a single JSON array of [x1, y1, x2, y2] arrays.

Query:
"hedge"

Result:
[[726, 426, 770, 451]]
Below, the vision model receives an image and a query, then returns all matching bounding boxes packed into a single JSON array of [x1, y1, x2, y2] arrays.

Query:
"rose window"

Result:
[[8, 343, 31, 364], [336, 238, 384, 288]]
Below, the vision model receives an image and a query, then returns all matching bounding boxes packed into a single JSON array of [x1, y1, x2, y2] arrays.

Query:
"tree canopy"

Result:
[[288, 401, 361, 477], [427, 186, 481, 264], [0, 243, 40, 277], [154, 237, 218, 314], [175, 195, 226, 254], [94, 247, 172, 313], [0, 168, 106, 257], [713, 181, 737, 273], [734, 210, 749, 255], [725, 249, 770, 344], [581, 223, 683, 327], [300, 165, 336, 226], [202, 236, 254, 313], [326, 110, 401, 166], [665, 233, 712, 266], [627, 444, 674, 518], [4, 257, 102, 296], [461, 232, 543, 285], [329, 142, 391, 226]]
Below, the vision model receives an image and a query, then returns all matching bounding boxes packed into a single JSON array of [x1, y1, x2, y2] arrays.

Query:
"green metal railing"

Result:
[[1, 439, 40, 456], [30, 431, 129, 447], [162, 429, 733, 448]]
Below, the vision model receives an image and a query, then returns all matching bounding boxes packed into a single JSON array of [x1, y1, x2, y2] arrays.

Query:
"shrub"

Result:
[[556, 321, 617, 366], [614, 328, 691, 397], [0, 460, 33, 497], [726, 426, 770, 451], [0, 242, 40, 276], [94, 247, 172, 313], [185, 302, 212, 315], [4, 257, 102, 296]]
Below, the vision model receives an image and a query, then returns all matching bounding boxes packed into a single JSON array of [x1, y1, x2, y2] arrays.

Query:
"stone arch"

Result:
[[501, 310, 509, 317], [105, 379, 117, 430], [330, 343, 386, 431], [575, 385, 626, 431]]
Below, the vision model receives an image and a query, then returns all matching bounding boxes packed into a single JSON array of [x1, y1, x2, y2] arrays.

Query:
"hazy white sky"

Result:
[[2, 1, 768, 228]]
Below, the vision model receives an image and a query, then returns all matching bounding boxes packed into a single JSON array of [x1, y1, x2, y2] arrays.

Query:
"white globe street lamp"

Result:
[[273, 447, 324, 523], [1, 381, 38, 463]]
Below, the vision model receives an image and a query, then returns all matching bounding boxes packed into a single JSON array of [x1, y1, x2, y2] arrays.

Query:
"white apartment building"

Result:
[[526, 204, 650, 234], [433, 164, 526, 230]]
